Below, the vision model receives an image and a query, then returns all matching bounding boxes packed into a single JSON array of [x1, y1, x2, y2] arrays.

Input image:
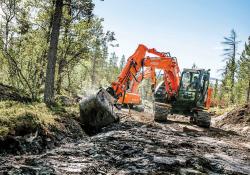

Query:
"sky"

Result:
[[93, 0, 250, 78]]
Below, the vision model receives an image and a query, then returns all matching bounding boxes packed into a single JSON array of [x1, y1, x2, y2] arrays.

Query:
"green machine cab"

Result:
[[154, 68, 211, 128]]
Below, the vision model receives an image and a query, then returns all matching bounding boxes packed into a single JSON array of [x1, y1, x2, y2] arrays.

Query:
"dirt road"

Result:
[[0, 109, 250, 174]]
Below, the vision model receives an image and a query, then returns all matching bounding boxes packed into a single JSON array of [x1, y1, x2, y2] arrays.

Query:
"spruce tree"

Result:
[[221, 29, 240, 104]]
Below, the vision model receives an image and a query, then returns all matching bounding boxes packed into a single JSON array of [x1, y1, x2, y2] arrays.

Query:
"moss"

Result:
[[0, 126, 9, 137], [0, 100, 81, 137], [0, 101, 59, 137]]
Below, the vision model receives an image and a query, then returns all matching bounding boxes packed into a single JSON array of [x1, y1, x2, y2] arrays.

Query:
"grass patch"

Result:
[[209, 106, 236, 116], [0, 126, 9, 136], [0, 101, 79, 137]]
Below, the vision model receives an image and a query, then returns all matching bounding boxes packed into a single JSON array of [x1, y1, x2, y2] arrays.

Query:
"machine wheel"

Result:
[[154, 102, 171, 122], [192, 111, 211, 128]]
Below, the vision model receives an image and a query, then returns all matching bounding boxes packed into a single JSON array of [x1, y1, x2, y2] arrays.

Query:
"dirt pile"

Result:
[[220, 104, 250, 124], [213, 104, 250, 135]]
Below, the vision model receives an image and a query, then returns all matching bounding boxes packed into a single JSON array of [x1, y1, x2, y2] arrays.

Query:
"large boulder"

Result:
[[79, 95, 119, 135]]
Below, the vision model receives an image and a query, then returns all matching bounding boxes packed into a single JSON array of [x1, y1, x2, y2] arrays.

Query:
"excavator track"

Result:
[[153, 102, 171, 122], [191, 110, 211, 128]]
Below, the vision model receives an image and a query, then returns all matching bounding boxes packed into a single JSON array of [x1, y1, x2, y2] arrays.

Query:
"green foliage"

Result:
[[219, 30, 250, 106], [220, 29, 240, 105], [0, 0, 119, 100], [235, 40, 250, 103]]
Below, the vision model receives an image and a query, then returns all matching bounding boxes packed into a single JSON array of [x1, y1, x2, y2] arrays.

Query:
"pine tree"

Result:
[[236, 37, 250, 103], [221, 29, 240, 104], [120, 54, 126, 70], [191, 63, 197, 69], [109, 52, 118, 67]]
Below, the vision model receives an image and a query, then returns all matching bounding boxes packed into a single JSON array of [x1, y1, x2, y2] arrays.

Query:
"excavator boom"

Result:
[[111, 44, 180, 105]]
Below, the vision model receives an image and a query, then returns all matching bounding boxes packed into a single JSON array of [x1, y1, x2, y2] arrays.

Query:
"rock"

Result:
[[153, 156, 179, 166], [180, 168, 205, 175], [79, 95, 119, 135]]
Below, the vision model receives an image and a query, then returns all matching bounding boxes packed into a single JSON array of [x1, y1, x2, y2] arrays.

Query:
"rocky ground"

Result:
[[0, 109, 249, 175]]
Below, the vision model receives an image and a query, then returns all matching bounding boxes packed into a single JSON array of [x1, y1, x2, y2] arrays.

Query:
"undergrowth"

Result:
[[0, 101, 79, 137]]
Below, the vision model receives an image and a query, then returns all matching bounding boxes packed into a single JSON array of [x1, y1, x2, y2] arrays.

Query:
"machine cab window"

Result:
[[180, 71, 200, 91]]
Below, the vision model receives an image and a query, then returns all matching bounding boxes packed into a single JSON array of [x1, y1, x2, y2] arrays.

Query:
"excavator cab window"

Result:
[[189, 75, 199, 90], [180, 71, 200, 91], [181, 72, 191, 89]]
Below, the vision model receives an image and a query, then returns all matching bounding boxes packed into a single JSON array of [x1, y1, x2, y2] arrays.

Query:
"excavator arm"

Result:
[[109, 44, 180, 105], [110, 44, 161, 98], [129, 67, 156, 94], [117, 67, 156, 104]]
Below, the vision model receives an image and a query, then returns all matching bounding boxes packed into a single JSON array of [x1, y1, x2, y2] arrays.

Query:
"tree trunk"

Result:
[[56, 0, 71, 94], [44, 0, 63, 105], [56, 59, 67, 94], [91, 56, 97, 87], [247, 79, 250, 103], [230, 43, 236, 104]]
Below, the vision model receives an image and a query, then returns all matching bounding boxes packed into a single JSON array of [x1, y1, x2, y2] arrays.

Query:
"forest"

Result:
[[0, 0, 125, 105], [0, 0, 249, 107]]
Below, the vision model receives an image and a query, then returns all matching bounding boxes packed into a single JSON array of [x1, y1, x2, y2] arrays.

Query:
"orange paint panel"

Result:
[[117, 93, 141, 105], [205, 87, 213, 109]]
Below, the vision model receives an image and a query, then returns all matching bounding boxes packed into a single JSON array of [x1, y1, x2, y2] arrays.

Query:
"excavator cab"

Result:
[[175, 68, 211, 111], [154, 68, 211, 128], [172, 68, 211, 127]]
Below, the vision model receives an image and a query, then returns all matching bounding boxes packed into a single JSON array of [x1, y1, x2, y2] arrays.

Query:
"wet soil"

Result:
[[0, 109, 249, 174]]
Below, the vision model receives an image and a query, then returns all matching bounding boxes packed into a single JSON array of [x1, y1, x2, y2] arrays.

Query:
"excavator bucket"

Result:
[[79, 88, 119, 134]]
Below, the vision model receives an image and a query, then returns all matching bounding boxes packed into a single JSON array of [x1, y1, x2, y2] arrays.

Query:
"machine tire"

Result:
[[193, 111, 211, 128], [154, 102, 171, 122]]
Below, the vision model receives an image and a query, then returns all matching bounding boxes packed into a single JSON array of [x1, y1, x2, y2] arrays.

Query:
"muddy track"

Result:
[[0, 109, 250, 174]]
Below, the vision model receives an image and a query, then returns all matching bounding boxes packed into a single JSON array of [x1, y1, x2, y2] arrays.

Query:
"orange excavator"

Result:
[[106, 44, 180, 106], [81, 44, 212, 128]]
